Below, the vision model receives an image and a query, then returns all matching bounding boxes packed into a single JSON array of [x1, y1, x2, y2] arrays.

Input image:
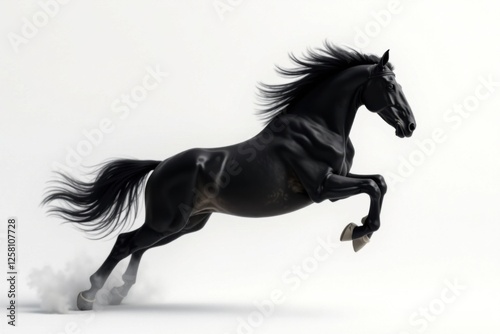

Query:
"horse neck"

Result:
[[291, 66, 369, 139]]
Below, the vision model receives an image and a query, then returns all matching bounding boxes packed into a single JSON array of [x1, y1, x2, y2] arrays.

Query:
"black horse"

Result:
[[43, 44, 416, 310]]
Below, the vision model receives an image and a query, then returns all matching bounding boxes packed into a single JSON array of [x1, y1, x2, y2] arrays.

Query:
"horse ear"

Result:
[[377, 49, 390, 70]]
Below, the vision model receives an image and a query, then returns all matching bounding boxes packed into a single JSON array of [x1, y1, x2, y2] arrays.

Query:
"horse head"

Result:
[[362, 50, 416, 138]]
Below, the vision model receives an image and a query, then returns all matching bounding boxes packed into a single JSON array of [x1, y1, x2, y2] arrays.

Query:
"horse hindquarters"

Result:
[[77, 151, 207, 310], [143, 149, 208, 234]]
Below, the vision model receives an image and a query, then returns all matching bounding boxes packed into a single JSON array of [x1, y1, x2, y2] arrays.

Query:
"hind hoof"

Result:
[[77, 292, 95, 311], [108, 287, 126, 305]]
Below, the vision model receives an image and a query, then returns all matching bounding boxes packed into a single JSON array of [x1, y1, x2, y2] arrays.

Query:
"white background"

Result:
[[1, 0, 500, 333]]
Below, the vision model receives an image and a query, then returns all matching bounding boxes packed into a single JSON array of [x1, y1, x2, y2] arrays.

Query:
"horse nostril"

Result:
[[408, 122, 416, 132]]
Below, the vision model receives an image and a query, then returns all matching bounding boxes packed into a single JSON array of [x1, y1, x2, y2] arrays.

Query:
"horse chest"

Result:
[[285, 117, 354, 176], [303, 130, 354, 176], [324, 143, 353, 176]]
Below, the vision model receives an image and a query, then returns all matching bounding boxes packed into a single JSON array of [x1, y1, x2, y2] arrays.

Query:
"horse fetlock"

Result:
[[367, 218, 380, 232], [361, 215, 380, 232], [89, 274, 105, 288], [122, 274, 136, 285]]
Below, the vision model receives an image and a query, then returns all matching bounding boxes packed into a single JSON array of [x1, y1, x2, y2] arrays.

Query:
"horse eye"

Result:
[[387, 83, 394, 90]]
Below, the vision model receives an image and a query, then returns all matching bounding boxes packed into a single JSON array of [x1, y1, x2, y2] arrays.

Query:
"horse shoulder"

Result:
[[274, 131, 331, 203]]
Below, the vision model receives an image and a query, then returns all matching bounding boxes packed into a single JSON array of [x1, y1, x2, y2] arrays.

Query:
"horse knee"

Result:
[[363, 179, 381, 198], [373, 175, 387, 195]]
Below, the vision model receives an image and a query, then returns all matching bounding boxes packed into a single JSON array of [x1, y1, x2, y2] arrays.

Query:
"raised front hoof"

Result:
[[352, 235, 370, 252], [108, 287, 126, 305], [77, 292, 95, 311], [340, 223, 358, 241]]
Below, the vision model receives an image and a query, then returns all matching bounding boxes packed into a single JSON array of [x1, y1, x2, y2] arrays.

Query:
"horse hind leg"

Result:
[[78, 152, 205, 310], [108, 249, 146, 305], [108, 214, 211, 305], [76, 225, 168, 310], [107, 235, 177, 306]]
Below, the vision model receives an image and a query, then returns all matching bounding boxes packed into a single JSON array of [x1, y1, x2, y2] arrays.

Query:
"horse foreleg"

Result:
[[347, 173, 387, 239], [316, 173, 382, 252]]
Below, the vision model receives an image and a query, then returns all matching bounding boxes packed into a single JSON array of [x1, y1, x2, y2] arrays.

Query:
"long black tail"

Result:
[[42, 159, 161, 238]]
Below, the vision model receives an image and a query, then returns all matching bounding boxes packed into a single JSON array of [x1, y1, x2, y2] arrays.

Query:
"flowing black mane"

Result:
[[257, 43, 394, 123]]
